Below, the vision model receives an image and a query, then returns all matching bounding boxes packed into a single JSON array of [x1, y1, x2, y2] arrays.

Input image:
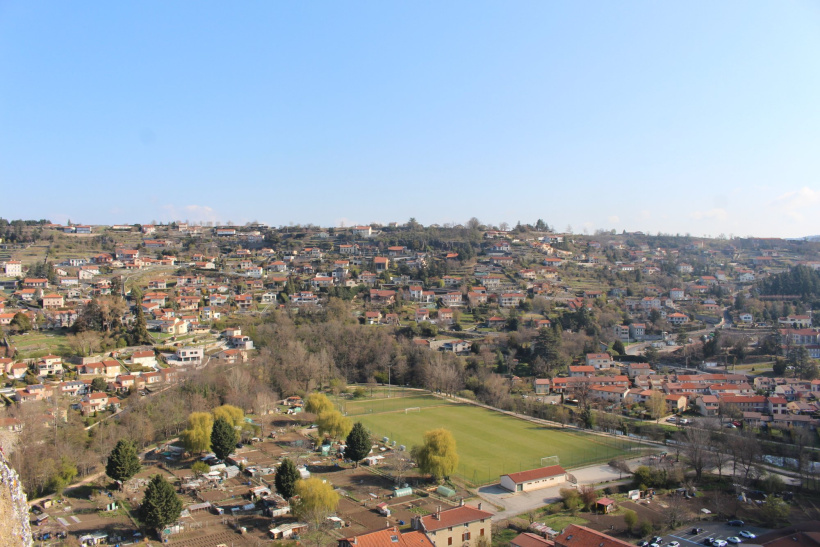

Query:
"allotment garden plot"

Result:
[[352, 400, 644, 486]]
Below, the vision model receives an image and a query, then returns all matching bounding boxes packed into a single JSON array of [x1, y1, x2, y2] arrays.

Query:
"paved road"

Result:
[[476, 459, 638, 521]]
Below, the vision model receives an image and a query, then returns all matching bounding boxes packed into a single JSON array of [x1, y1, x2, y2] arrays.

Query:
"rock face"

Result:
[[0, 450, 33, 547]]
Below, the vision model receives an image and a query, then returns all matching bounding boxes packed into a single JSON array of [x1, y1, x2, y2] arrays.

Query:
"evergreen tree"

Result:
[[90, 377, 108, 392], [131, 303, 149, 345], [532, 327, 565, 377], [275, 457, 301, 499], [10, 312, 32, 333], [141, 474, 182, 532], [344, 422, 371, 465], [106, 439, 142, 485], [211, 417, 237, 461]]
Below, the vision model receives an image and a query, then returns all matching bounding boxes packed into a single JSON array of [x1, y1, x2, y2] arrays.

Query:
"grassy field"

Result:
[[336, 393, 454, 416], [352, 399, 645, 485], [9, 331, 72, 359]]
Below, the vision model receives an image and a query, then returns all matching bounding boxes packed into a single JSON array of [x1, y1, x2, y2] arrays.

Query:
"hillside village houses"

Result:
[[6, 220, 820, 547], [1, 222, 820, 432]]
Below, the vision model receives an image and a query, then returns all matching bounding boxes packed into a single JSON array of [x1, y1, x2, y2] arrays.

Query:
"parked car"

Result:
[[667, 416, 677, 423], [668, 541, 680, 547], [727, 537, 742, 544], [702, 538, 714, 546], [713, 540, 728, 547], [652, 537, 663, 544], [739, 532, 756, 539], [692, 528, 704, 534], [638, 541, 649, 547], [728, 520, 745, 527]]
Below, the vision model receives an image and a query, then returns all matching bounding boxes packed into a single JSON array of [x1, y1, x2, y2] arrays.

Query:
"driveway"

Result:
[[476, 460, 637, 521]]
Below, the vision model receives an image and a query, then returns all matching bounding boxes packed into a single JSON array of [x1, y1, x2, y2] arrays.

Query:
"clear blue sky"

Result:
[[2, 2, 819, 237]]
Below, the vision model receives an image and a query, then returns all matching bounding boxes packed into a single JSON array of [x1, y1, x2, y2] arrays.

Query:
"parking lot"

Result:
[[658, 521, 770, 547]]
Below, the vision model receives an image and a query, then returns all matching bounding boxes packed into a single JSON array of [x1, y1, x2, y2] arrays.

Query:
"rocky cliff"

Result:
[[0, 450, 33, 547]]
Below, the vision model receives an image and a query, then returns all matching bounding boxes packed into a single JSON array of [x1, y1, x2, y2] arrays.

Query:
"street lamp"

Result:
[[387, 365, 392, 397]]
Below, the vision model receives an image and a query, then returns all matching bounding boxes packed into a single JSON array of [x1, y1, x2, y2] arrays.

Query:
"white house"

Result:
[[500, 465, 567, 493]]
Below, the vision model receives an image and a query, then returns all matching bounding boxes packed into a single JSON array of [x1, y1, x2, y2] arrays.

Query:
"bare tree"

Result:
[[729, 428, 761, 487], [706, 423, 730, 481], [664, 493, 688, 529], [791, 427, 812, 487], [681, 426, 713, 482], [390, 450, 412, 486]]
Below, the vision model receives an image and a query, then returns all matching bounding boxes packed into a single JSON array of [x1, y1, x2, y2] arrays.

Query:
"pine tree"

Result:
[[132, 303, 149, 345], [141, 474, 182, 531], [106, 439, 142, 485], [344, 422, 371, 465], [211, 417, 237, 461], [275, 457, 300, 499]]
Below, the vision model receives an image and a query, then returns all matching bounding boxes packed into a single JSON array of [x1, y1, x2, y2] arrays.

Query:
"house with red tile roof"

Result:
[[585, 353, 612, 369], [41, 293, 64, 309], [501, 465, 567, 493], [412, 503, 493, 547], [339, 526, 435, 547], [441, 292, 463, 307], [500, 292, 526, 308], [511, 533, 554, 547], [554, 525, 632, 547]]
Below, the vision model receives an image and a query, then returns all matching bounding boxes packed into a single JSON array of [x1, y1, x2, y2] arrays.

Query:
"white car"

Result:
[[668, 542, 680, 547], [739, 532, 756, 540], [727, 538, 742, 544], [714, 541, 728, 547]]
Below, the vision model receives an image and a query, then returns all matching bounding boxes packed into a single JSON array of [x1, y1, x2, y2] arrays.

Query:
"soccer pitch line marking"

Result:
[[347, 403, 457, 415]]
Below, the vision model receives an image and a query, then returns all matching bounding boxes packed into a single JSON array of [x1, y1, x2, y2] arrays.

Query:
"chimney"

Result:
[[478, 503, 482, 510], [460, 498, 465, 506]]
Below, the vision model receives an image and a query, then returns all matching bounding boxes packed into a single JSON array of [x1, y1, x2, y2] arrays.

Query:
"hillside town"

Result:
[[1, 218, 820, 546]]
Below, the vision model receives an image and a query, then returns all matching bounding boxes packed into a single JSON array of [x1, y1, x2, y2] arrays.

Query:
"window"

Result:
[[480, 529, 485, 537], [462, 532, 471, 541], [448, 538, 453, 546]]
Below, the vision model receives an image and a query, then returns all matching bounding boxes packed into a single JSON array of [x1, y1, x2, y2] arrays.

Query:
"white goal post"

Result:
[[541, 456, 560, 467], [405, 407, 421, 414]]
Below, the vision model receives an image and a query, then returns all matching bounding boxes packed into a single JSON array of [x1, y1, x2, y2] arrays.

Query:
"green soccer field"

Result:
[[353, 402, 645, 485], [336, 394, 452, 416]]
